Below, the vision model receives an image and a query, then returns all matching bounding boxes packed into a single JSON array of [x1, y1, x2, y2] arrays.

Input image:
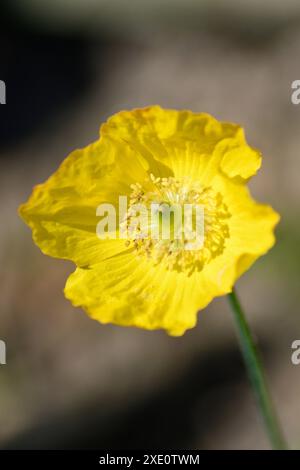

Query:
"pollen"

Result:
[[122, 174, 231, 274]]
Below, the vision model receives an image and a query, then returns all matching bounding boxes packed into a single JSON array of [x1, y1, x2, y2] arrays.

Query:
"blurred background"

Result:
[[0, 0, 300, 450]]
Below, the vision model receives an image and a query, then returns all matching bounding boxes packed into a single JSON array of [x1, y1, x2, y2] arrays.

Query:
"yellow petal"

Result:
[[19, 140, 129, 266], [65, 248, 223, 336], [102, 106, 260, 185], [219, 128, 261, 179]]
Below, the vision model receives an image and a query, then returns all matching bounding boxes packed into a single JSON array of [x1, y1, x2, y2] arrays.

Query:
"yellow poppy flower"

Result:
[[19, 106, 279, 336]]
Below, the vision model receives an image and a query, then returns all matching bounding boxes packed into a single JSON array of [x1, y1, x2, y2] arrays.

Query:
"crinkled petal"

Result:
[[65, 250, 221, 336], [19, 139, 132, 266], [101, 106, 261, 184]]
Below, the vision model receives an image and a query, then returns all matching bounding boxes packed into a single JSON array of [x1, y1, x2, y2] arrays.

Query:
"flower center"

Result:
[[123, 174, 231, 274]]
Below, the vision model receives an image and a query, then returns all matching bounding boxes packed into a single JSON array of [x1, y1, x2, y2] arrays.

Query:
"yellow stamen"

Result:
[[123, 175, 231, 274]]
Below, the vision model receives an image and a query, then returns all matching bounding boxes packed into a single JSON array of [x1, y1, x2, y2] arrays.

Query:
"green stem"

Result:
[[228, 288, 287, 450]]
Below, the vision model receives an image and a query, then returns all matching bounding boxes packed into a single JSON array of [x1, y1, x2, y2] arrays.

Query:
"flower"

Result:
[[19, 106, 279, 336]]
